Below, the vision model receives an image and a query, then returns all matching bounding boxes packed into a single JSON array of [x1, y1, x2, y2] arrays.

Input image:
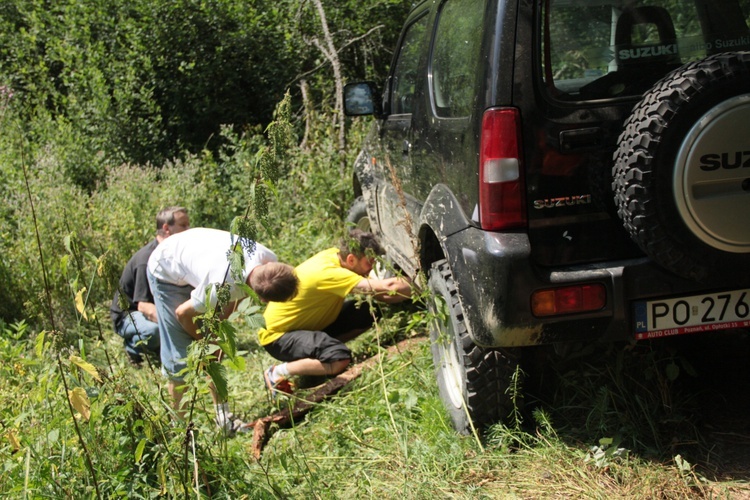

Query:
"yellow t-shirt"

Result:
[[258, 248, 363, 345]]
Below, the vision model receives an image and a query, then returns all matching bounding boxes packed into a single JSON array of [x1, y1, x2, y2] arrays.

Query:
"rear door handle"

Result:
[[559, 127, 602, 151]]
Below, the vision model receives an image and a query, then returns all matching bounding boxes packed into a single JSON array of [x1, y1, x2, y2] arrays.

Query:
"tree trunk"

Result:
[[299, 79, 312, 151], [246, 337, 425, 458], [310, 0, 346, 174]]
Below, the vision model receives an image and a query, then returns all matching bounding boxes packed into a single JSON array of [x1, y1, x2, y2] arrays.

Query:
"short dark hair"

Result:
[[339, 229, 384, 259], [156, 206, 187, 236], [249, 262, 299, 302]]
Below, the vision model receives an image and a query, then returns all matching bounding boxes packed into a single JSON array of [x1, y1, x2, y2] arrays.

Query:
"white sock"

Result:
[[271, 363, 289, 382], [215, 402, 230, 423]]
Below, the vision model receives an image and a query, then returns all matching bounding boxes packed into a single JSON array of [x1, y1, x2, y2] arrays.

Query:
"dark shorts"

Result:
[[264, 300, 379, 363]]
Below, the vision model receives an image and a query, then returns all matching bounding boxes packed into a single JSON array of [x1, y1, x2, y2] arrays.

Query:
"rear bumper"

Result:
[[443, 226, 748, 348]]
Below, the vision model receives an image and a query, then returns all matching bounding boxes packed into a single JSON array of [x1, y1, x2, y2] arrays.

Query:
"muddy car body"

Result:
[[345, 0, 750, 432]]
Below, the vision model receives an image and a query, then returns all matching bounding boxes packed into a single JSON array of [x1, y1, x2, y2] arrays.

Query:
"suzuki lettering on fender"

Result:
[[533, 194, 591, 210]]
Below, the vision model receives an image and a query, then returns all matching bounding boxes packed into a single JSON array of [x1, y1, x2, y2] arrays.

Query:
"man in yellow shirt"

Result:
[[259, 229, 412, 396]]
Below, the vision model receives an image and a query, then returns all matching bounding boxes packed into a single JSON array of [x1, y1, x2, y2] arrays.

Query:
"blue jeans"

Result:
[[147, 269, 194, 380], [116, 311, 160, 360]]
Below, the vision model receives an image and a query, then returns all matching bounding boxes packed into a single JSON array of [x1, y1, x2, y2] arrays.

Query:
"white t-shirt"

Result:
[[147, 228, 277, 313]]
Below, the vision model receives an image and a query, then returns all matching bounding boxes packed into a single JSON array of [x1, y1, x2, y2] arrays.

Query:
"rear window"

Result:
[[541, 0, 750, 100]]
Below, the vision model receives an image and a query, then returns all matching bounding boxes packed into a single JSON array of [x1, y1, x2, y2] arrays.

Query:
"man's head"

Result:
[[156, 206, 190, 240], [338, 229, 385, 277], [248, 262, 299, 302]]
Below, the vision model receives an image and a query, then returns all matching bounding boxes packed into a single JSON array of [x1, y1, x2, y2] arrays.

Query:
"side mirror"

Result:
[[344, 82, 381, 117]]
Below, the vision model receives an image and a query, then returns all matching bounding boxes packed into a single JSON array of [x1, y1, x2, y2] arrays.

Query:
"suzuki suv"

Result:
[[344, 0, 750, 433]]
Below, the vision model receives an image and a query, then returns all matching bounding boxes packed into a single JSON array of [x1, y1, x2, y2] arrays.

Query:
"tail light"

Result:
[[479, 107, 526, 230], [531, 284, 607, 317]]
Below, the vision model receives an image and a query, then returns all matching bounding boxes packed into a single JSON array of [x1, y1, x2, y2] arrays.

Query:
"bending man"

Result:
[[147, 227, 298, 432]]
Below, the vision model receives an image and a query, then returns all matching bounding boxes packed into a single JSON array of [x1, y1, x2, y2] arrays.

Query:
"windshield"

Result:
[[541, 0, 750, 100]]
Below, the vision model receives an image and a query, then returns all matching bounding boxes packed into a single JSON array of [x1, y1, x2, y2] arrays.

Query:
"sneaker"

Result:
[[264, 366, 293, 400], [215, 412, 249, 436]]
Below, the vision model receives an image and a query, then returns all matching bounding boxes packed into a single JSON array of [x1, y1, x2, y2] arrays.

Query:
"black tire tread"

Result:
[[429, 259, 520, 432]]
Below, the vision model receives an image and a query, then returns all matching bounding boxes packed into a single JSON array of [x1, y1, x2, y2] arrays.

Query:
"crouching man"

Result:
[[110, 206, 189, 366], [259, 229, 412, 397]]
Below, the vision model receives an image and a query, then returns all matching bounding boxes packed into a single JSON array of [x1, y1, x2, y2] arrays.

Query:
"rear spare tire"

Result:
[[612, 51, 750, 282]]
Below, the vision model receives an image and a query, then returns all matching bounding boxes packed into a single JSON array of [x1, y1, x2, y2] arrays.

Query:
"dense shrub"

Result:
[[0, 0, 412, 191]]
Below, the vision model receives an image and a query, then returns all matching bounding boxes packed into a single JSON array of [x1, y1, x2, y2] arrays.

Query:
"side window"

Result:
[[391, 15, 428, 115], [430, 0, 485, 118]]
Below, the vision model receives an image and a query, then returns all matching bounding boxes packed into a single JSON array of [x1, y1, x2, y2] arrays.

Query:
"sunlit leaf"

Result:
[[159, 462, 167, 495], [224, 355, 246, 371], [70, 355, 102, 382], [84, 251, 98, 264], [227, 244, 245, 283], [237, 301, 261, 315], [35, 330, 47, 357], [69, 387, 91, 420], [60, 254, 69, 276], [75, 288, 88, 320], [7, 430, 20, 452], [217, 322, 237, 359], [244, 312, 266, 330], [235, 282, 253, 297], [135, 438, 147, 463]]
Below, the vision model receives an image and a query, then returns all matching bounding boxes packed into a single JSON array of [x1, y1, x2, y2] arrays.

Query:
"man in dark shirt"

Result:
[[110, 206, 190, 365]]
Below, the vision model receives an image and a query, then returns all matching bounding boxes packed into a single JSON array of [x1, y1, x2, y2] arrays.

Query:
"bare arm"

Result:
[[352, 276, 413, 304], [137, 301, 158, 323], [174, 299, 202, 339]]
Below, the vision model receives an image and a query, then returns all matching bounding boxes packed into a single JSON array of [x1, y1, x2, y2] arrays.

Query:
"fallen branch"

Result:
[[246, 337, 425, 458]]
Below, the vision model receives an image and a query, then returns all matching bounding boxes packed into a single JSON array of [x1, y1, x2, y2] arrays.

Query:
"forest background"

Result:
[[0, 0, 748, 497]]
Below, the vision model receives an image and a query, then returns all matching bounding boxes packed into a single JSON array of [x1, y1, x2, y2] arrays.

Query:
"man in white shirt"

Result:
[[147, 227, 298, 433]]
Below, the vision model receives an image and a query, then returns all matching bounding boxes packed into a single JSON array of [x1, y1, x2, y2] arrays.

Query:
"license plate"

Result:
[[634, 288, 750, 340]]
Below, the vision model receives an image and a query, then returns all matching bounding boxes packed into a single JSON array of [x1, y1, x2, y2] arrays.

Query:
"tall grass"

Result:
[[0, 94, 748, 497], [5, 312, 748, 497]]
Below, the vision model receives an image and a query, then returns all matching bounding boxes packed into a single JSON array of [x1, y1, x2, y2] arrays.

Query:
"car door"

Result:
[[373, 11, 430, 273]]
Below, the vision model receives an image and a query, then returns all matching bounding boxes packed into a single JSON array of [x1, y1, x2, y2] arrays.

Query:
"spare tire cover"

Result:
[[612, 51, 750, 282]]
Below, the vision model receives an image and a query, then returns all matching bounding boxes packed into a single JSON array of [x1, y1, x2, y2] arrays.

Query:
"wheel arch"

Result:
[[418, 183, 541, 348], [418, 183, 474, 271]]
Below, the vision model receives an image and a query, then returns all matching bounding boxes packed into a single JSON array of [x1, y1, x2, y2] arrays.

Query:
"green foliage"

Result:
[[1, 1, 744, 497], [0, 0, 412, 190], [0, 0, 300, 187], [0, 99, 293, 328]]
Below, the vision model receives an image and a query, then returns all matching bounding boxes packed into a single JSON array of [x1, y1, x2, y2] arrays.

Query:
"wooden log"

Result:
[[246, 337, 424, 458]]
